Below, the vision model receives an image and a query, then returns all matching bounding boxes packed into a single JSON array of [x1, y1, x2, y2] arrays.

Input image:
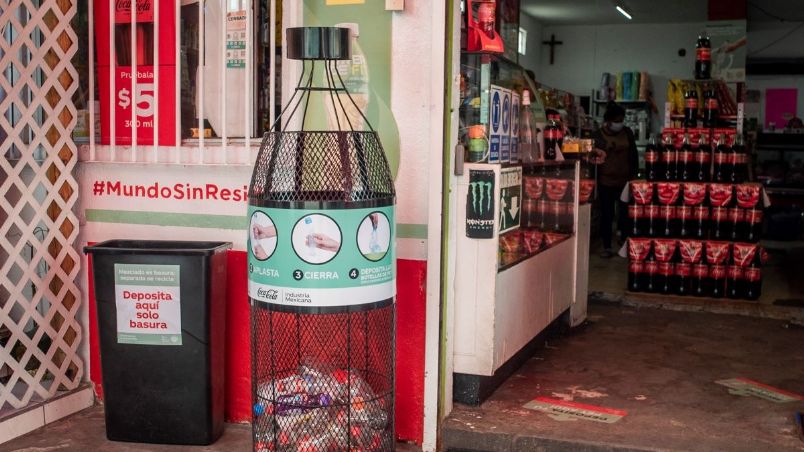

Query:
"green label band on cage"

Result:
[[247, 205, 395, 308], [114, 263, 182, 346]]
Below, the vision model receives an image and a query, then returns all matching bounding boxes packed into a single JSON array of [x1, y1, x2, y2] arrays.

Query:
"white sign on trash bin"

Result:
[[114, 263, 182, 345]]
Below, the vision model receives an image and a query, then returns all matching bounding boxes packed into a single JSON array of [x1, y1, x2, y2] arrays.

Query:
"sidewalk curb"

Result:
[[589, 291, 804, 325]]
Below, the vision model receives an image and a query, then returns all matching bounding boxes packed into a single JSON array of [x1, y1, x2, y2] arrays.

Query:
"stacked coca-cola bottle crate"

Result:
[[627, 127, 766, 300]]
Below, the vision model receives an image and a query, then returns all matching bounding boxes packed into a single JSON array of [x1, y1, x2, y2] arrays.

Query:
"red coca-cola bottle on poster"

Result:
[[662, 133, 677, 181], [645, 135, 660, 182], [696, 132, 712, 182], [713, 133, 731, 183], [695, 31, 712, 80]]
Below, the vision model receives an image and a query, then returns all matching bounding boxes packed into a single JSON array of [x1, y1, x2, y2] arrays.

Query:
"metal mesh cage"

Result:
[[252, 305, 395, 451], [249, 131, 395, 204], [249, 28, 396, 452]]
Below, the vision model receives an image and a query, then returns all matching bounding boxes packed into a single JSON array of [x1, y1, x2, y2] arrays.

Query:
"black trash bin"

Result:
[[84, 240, 231, 445]]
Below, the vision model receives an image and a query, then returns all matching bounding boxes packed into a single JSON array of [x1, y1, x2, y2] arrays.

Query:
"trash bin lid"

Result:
[[84, 240, 232, 256]]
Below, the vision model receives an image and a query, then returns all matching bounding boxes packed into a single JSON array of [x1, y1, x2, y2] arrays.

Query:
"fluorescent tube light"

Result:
[[616, 5, 632, 20]]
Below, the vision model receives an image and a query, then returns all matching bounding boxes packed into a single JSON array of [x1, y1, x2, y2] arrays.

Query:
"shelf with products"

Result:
[[454, 160, 589, 402]]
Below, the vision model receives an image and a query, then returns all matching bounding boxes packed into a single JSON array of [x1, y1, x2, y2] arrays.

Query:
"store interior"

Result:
[[447, 0, 804, 450]]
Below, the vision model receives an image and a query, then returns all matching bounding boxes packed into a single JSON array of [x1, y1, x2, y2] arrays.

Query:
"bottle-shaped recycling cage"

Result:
[[247, 27, 396, 452]]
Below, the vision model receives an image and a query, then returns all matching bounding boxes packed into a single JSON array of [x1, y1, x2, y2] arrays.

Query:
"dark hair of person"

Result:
[[603, 101, 625, 122]]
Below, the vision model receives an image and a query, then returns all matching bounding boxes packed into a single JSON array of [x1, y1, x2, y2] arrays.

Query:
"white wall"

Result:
[[748, 22, 804, 58], [535, 22, 707, 130], [518, 13, 543, 75]]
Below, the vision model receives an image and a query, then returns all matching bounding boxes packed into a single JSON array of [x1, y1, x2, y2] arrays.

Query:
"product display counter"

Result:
[[452, 161, 590, 405]]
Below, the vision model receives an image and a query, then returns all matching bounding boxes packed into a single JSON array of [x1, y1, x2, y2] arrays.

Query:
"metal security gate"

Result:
[[0, 0, 83, 410]]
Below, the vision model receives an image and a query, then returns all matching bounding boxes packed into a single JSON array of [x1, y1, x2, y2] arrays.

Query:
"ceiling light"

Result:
[[616, 5, 633, 20]]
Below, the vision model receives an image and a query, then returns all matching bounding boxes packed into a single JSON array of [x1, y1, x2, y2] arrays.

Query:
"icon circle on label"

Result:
[[357, 212, 391, 262], [292, 214, 342, 265], [249, 211, 278, 261]]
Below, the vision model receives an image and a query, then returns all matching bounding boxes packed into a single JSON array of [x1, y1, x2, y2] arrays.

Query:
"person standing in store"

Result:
[[593, 102, 638, 258]]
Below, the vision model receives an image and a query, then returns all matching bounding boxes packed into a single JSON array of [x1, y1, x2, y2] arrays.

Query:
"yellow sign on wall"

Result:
[[325, 0, 365, 4]]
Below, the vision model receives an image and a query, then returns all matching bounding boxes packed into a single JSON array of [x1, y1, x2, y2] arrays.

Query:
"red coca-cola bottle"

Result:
[[726, 262, 744, 299], [543, 114, 562, 160], [709, 183, 733, 240], [661, 133, 677, 181], [731, 243, 758, 300], [645, 135, 660, 182], [683, 183, 708, 239], [696, 132, 712, 182], [745, 208, 763, 243], [645, 203, 659, 238], [628, 204, 643, 238], [645, 250, 658, 293], [656, 183, 680, 238], [628, 238, 652, 292], [678, 240, 703, 297], [743, 251, 762, 300], [692, 262, 709, 297], [713, 133, 731, 183], [706, 241, 730, 298], [654, 239, 677, 295], [678, 132, 696, 182], [702, 89, 718, 128], [695, 31, 712, 80], [684, 90, 699, 128]]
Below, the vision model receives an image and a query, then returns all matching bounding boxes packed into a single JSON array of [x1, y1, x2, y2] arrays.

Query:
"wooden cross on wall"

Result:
[[542, 34, 563, 64]]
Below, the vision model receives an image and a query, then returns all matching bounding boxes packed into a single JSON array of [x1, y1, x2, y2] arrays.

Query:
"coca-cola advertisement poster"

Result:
[[94, 0, 177, 146], [704, 20, 747, 83], [466, 170, 495, 239]]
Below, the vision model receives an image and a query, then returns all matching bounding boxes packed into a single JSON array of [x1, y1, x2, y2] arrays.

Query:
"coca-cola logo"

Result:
[[732, 243, 758, 267], [679, 240, 703, 264], [658, 262, 674, 275], [711, 207, 728, 221], [710, 265, 726, 279], [693, 264, 709, 278], [545, 179, 569, 201], [628, 238, 652, 261], [696, 150, 711, 163], [678, 150, 693, 162], [653, 239, 677, 262], [693, 205, 709, 220], [646, 261, 659, 274], [735, 184, 761, 208], [660, 205, 676, 220], [628, 205, 644, 218], [683, 183, 707, 205], [709, 184, 733, 207], [116, 0, 152, 13], [727, 265, 744, 279], [744, 267, 761, 282], [645, 150, 658, 163], [657, 183, 681, 205], [631, 182, 654, 205], [728, 207, 745, 222], [746, 209, 763, 224], [706, 241, 730, 265], [676, 263, 692, 277], [629, 260, 644, 272], [645, 204, 660, 217]]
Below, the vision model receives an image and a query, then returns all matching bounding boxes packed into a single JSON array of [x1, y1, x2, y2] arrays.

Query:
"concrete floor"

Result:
[[0, 405, 422, 452], [444, 303, 804, 451]]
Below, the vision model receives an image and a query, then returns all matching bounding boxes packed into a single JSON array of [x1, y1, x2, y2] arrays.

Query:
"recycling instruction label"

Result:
[[114, 264, 182, 346], [247, 205, 395, 309]]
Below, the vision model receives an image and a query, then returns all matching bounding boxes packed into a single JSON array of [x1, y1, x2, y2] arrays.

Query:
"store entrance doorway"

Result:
[[0, 0, 84, 413]]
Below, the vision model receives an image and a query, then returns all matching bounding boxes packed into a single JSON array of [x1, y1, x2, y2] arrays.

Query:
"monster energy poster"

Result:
[[466, 169, 496, 239]]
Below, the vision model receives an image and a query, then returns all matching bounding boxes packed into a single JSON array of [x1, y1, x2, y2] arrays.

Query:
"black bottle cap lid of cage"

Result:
[[286, 27, 351, 61]]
